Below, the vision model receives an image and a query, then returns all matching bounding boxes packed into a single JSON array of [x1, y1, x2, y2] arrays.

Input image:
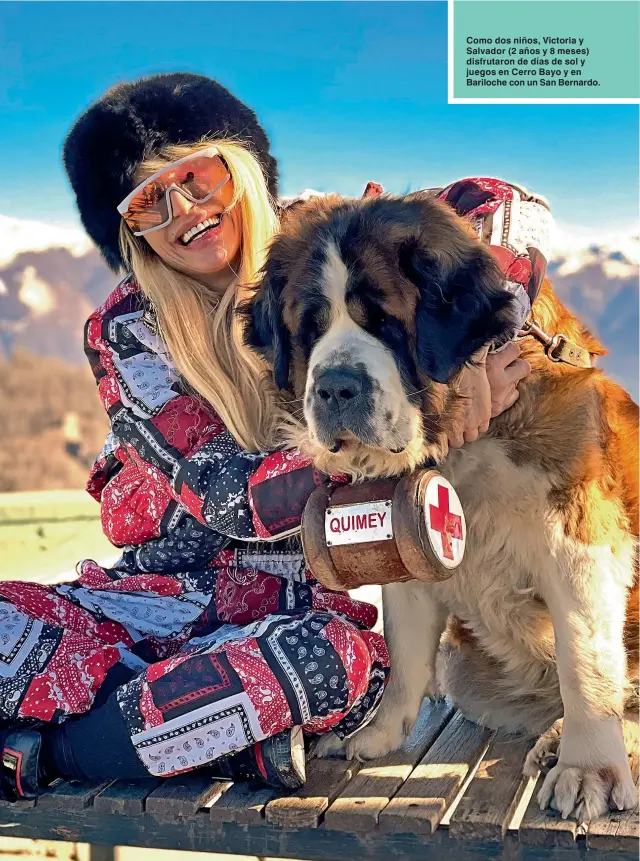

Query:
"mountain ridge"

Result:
[[1, 216, 637, 395]]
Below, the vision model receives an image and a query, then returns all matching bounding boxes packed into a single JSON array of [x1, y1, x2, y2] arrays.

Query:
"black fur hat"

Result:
[[63, 72, 279, 272]]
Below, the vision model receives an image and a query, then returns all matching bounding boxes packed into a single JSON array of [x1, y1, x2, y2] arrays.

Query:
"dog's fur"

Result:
[[243, 192, 639, 822]]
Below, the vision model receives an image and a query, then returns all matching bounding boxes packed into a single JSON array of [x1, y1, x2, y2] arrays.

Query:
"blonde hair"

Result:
[[119, 140, 282, 452]]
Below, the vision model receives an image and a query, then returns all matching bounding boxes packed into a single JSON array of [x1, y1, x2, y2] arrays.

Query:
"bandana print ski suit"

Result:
[[0, 272, 390, 778]]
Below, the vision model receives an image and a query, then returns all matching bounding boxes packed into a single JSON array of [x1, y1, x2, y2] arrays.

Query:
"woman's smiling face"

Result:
[[143, 182, 242, 289], [132, 153, 242, 290]]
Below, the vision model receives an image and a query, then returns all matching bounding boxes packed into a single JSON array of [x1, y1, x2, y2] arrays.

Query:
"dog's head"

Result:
[[243, 192, 516, 477]]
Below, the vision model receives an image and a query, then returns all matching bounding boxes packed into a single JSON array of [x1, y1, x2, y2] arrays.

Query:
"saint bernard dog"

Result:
[[241, 187, 639, 823]]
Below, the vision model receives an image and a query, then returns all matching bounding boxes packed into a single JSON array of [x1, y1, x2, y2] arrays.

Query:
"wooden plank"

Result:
[[38, 779, 114, 811], [518, 775, 579, 847], [325, 699, 455, 832], [378, 711, 492, 836], [88, 847, 116, 861], [0, 796, 35, 809], [265, 758, 361, 829], [209, 781, 277, 824], [145, 773, 230, 819], [0, 800, 631, 861], [587, 806, 640, 853], [449, 735, 532, 842], [92, 779, 161, 816]]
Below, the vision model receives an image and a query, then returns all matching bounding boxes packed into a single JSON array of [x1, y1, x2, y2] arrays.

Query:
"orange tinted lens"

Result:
[[124, 181, 170, 232], [124, 154, 232, 233], [165, 154, 232, 201]]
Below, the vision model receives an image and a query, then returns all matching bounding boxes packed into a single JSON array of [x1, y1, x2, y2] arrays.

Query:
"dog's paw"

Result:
[[339, 721, 408, 762], [313, 732, 348, 759], [537, 761, 638, 824], [524, 719, 563, 778], [313, 722, 405, 762], [424, 675, 444, 701]]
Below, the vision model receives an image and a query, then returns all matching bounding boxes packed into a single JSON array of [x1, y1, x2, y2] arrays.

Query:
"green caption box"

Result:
[[453, 1, 639, 100]]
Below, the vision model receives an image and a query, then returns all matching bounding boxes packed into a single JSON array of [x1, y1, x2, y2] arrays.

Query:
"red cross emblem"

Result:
[[429, 482, 464, 562]]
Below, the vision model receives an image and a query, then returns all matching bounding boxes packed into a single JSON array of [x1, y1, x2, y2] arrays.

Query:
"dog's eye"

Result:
[[350, 289, 388, 336], [298, 305, 329, 358], [346, 297, 367, 328], [378, 315, 422, 393]]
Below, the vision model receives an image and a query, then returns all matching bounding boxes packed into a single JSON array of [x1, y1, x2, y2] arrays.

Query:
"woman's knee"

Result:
[[224, 612, 373, 731], [284, 613, 388, 734]]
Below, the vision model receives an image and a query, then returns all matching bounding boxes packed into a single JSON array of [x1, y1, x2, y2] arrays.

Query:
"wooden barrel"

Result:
[[301, 469, 466, 591]]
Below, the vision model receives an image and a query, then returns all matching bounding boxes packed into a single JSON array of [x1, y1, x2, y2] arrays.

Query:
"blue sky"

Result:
[[1, 1, 638, 231]]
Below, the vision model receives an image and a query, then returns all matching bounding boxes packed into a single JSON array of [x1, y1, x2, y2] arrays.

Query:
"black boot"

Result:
[[0, 729, 55, 801], [211, 726, 306, 790]]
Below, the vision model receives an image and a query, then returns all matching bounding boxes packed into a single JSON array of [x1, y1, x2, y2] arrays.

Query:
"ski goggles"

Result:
[[117, 147, 233, 236]]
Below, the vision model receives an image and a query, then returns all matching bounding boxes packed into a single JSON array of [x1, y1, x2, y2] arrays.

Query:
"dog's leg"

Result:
[[335, 581, 447, 761], [526, 714, 640, 780], [537, 535, 637, 823]]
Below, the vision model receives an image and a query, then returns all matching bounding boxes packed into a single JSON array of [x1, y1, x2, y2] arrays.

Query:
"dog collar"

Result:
[[519, 318, 592, 369]]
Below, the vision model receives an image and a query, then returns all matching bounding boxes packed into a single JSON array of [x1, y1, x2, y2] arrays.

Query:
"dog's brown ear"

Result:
[[399, 235, 517, 383], [240, 259, 292, 392]]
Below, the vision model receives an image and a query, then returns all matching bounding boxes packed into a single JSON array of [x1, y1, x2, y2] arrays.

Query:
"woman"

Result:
[[0, 73, 531, 799]]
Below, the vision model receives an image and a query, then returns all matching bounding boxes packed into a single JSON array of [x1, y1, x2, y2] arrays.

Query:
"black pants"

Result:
[[43, 663, 149, 781]]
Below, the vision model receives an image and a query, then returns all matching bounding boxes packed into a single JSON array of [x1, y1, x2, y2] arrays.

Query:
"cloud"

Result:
[[17, 266, 56, 316], [552, 221, 640, 277], [0, 214, 93, 267]]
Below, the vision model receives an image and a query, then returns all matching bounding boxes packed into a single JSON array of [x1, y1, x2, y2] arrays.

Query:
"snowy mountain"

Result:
[[549, 224, 638, 395], [0, 246, 116, 365], [0, 214, 92, 267], [0, 214, 638, 394]]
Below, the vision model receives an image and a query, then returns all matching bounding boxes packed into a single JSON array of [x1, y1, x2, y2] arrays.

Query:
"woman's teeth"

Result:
[[181, 215, 222, 245]]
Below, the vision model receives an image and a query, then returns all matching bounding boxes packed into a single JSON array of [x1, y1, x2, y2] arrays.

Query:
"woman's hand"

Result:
[[447, 342, 531, 449], [486, 341, 531, 417]]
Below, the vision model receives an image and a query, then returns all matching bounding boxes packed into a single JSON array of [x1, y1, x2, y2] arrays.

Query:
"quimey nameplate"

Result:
[[325, 500, 393, 547], [301, 470, 466, 591]]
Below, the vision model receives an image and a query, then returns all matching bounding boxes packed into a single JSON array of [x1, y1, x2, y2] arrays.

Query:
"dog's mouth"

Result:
[[309, 387, 418, 458], [322, 431, 359, 455], [297, 399, 448, 479], [319, 427, 409, 456], [328, 438, 406, 455], [307, 404, 452, 479]]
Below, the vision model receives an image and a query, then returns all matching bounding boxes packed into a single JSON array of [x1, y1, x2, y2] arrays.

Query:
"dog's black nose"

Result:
[[314, 368, 364, 412]]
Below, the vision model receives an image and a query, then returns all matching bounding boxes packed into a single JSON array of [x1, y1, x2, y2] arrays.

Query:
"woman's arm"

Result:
[[85, 280, 326, 543], [435, 177, 549, 448]]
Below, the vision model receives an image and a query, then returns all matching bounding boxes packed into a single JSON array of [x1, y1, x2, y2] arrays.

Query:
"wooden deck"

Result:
[[0, 701, 637, 861]]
